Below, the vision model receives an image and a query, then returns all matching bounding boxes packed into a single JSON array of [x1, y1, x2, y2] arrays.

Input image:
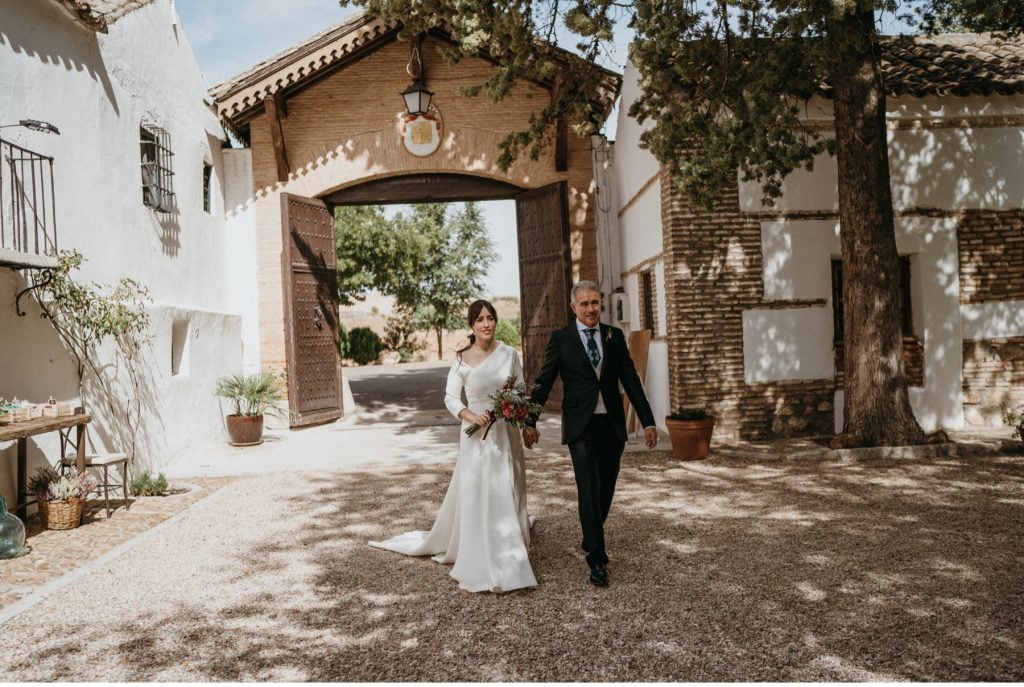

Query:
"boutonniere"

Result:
[[604, 328, 614, 344]]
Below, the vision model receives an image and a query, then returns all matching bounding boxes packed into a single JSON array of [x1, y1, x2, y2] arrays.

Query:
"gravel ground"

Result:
[[1, 451, 1022, 681]]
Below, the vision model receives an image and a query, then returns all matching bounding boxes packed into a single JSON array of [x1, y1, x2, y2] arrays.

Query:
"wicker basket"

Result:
[[38, 497, 84, 530]]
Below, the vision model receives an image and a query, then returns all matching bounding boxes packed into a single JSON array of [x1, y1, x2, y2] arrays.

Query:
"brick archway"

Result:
[[214, 15, 618, 424]]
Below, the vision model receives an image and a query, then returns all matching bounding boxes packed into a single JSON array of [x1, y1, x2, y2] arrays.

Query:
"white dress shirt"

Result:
[[576, 319, 607, 414]]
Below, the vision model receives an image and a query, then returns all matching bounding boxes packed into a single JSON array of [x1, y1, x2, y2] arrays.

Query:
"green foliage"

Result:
[[1005, 408, 1024, 441], [353, 0, 1020, 207], [334, 205, 392, 306], [349, 326, 385, 365], [214, 372, 283, 417], [383, 306, 425, 362], [668, 407, 709, 421], [27, 467, 61, 498], [131, 470, 169, 497], [335, 201, 495, 359], [338, 321, 351, 359], [400, 202, 494, 357], [27, 467, 96, 501], [493, 318, 521, 348], [35, 250, 152, 461]]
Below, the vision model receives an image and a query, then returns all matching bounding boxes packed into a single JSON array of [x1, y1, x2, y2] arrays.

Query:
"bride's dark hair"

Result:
[[456, 299, 498, 362]]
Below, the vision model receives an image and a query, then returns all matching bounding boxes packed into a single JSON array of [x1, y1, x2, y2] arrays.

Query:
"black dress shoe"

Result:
[[589, 563, 609, 587]]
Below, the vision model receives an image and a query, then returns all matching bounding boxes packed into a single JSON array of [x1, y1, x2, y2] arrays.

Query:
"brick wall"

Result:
[[963, 337, 1024, 425], [660, 171, 835, 439], [958, 209, 1024, 425], [957, 209, 1024, 304], [244, 35, 599, 398]]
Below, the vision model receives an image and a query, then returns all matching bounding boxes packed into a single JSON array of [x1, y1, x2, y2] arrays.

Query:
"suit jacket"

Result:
[[529, 322, 656, 445]]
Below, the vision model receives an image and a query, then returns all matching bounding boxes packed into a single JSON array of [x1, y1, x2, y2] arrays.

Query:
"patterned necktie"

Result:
[[584, 328, 601, 368]]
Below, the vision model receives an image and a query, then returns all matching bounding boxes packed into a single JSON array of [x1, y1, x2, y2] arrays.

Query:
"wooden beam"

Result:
[[264, 94, 290, 182], [555, 116, 568, 172]]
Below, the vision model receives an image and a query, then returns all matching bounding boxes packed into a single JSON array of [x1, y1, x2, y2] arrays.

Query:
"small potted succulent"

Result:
[[665, 407, 716, 461], [27, 467, 97, 530], [214, 372, 283, 446]]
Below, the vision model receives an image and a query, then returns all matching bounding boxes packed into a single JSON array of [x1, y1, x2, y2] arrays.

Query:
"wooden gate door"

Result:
[[280, 193, 343, 426], [516, 182, 573, 407]]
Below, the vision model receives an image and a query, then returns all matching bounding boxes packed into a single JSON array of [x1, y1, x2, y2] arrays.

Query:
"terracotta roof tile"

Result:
[[211, 10, 621, 128], [211, 11, 399, 124], [861, 34, 1023, 98]]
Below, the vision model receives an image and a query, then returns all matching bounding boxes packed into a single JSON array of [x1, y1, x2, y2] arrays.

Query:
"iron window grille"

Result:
[[831, 255, 913, 343], [202, 162, 212, 213], [1, 137, 58, 258], [140, 124, 174, 212]]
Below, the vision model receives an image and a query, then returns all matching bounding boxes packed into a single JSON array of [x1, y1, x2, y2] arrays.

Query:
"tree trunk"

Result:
[[829, 9, 925, 446], [436, 327, 443, 360]]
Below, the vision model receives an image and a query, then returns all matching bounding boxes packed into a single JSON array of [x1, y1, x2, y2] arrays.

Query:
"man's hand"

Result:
[[523, 426, 539, 449], [644, 426, 658, 449]]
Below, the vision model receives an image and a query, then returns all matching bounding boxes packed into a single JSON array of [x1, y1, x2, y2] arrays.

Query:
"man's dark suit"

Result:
[[529, 321, 656, 567]]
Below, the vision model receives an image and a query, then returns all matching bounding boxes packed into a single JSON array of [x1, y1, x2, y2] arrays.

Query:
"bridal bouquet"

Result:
[[465, 375, 544, 439]]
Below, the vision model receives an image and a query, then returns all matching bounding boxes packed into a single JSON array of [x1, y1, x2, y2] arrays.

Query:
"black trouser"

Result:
[[567, 414, 626, 567]]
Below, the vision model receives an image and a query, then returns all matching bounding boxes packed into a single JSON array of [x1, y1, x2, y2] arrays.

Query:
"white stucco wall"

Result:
[[739, 95, 1024, 213], [223, 148, 262, 373], [0, 0, 242, 506], [747, 216, 964, 431], [743, 307, 835, 382], [613, 60, 662, 209]]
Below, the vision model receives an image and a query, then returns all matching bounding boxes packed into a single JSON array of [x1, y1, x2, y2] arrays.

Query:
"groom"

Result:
[[523, 280, 657, 587]]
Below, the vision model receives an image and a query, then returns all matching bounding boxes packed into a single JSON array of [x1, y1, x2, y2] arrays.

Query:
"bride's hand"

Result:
[[462, 410, 491, 428]]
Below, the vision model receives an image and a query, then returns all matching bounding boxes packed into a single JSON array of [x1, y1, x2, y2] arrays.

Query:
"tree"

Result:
[[335, 201, 495, 358], [351, 0, 1021, 447], [398, 202, 494, 358], [334, 205, 393, 306]]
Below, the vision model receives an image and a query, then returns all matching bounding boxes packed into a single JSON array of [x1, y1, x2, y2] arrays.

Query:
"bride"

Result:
[[369, 299, 537, 593]]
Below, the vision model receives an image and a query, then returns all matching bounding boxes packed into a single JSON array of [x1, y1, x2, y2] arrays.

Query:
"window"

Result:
[[639, 269, 655, 332], [831, 255, 913, 343], [171, 317, 190, 376], [202, 162, 212, 213], [140, 124, 174, 211]]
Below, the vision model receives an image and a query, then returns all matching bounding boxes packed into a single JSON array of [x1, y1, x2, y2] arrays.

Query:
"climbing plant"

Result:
[[33, 250, 152, 462]]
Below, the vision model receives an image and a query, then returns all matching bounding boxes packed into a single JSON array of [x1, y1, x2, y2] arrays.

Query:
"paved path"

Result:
[[344, 360, 450, 414]]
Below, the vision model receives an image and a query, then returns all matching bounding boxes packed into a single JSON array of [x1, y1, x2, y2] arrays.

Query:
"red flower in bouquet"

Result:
[[465, 375, 544, 439]]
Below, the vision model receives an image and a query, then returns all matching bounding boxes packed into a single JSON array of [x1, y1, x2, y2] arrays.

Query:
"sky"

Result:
[[173, 1, 911, 297]]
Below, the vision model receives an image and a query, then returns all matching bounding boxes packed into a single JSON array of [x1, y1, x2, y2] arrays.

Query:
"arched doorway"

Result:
[[280, 173, 571, 425], [214, 14, 618, 426]]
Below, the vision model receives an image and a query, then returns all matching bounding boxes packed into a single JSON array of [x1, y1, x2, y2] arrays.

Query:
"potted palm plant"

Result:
[[665, 407, 716, 461], [215, 372, 283, 446]]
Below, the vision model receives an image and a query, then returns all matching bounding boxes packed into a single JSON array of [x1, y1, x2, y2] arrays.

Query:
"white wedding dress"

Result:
[[369, 341, 537, 593]]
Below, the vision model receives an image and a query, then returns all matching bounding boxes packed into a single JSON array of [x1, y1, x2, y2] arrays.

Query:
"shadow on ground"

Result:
[[4, 452, 1023, 680]]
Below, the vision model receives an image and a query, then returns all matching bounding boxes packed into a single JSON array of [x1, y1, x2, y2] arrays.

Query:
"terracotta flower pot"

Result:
[[226, 414, 264, 446], [665, 416, 715, 461]]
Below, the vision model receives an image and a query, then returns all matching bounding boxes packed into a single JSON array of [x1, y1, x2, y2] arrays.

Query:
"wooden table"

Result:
[[0, 414, 90, 520]]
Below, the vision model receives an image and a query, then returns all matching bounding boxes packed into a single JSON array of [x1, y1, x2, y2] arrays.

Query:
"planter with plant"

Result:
[[215, 372, 283, 446], [665, 408, 716, 461], [131, 470, 169, 496], [27, 467, 97, 530]]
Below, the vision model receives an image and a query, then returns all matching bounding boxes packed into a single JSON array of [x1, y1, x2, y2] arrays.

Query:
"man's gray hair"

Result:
[[571, 280, 601, 301]]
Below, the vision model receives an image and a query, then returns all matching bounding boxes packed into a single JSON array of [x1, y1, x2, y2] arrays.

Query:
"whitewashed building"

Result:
[[0, 0, 246, 507], [598, 34, 1024, 439]]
